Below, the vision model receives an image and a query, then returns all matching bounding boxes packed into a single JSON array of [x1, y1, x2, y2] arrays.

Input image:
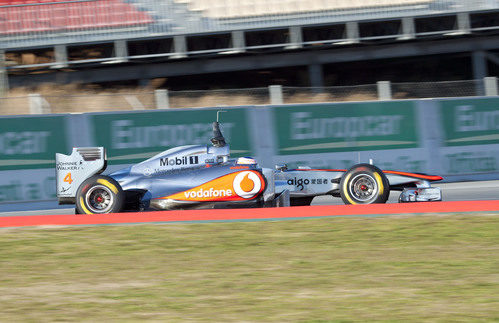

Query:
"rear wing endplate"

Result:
[[55, 147, 107, 201]]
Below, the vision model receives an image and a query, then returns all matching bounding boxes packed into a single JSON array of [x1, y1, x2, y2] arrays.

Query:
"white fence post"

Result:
[[155, 89, 170, 109], [377, 81, 392, 100], [28, 94, 51, 114], [484, 77, 498, 96], [269, 85, 283, 105], [0, 50, 8, 97]]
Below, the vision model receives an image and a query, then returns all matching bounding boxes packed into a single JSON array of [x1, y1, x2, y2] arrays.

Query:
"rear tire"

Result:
[[340, 164, 389, 205], [76, 175, 124, 214]]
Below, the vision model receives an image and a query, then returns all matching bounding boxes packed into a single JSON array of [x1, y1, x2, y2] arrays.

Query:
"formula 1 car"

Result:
[[56, 120, 443, 214]]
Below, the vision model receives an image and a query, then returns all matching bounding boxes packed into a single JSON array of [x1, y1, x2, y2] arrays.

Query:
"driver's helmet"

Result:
[[236, 157, 257, 165]]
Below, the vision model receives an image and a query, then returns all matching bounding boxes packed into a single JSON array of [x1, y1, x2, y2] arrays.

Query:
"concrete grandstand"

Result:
[[1, 0, 499, 90]]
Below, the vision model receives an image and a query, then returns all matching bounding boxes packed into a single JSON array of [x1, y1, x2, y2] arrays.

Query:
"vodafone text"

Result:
[[184, 188, 233, 198]]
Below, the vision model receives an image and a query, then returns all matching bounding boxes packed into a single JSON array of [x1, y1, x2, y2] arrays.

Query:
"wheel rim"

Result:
[[348, 173, 378, 202], [85, 185, 114, 213]]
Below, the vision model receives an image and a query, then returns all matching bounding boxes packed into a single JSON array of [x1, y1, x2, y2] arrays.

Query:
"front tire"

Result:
[[340, 164, 389, 205], [76, 175, 124, 214]]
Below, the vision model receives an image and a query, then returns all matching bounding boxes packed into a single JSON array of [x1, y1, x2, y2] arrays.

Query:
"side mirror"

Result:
[[275, 164, 288, 171]]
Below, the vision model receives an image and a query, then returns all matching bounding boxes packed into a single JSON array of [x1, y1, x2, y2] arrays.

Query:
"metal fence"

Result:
[[0, 95, 29, 114], [391, 80, 485, 99], [0, 78, 497, 115], [168, 87, 270, 109], [1, 0, 499, 49], [282, 84, 379, 104], [42, 91, 156, 113]]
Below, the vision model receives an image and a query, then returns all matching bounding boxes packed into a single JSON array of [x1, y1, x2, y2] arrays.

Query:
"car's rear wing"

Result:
[[55, 147, 107, 204]]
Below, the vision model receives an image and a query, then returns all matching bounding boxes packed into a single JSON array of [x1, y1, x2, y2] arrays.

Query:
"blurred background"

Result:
[[1, 0, 499, 113], [1, 0, 499, 210], [1, 4, 498, 321]]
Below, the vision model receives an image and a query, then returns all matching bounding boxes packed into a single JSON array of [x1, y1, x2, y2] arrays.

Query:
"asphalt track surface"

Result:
[[0, 180, 498, 219], [313, 180, 499, 206]]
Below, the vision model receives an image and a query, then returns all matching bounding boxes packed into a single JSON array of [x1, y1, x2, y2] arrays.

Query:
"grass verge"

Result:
[[1, 214, 498, 322]]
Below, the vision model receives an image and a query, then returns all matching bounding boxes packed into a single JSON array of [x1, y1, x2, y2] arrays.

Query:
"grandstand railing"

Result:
[[1, 0, 499, 50], [1, 78, 497, 115]]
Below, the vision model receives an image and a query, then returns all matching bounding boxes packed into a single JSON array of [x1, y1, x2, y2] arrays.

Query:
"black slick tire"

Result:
[[339, 164, 389, 205], [75, 175, 124, 214]]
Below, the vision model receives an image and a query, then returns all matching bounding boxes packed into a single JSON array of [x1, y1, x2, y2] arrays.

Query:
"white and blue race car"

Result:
[[56, 120, 442, 214]]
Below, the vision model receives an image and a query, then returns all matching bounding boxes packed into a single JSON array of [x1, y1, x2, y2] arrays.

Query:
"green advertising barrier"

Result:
[[88, 108, 252, 165], [0, 170, 56, 203], [273, 101, 419, 155], [440, 98, 499, 174], [0, 115, 68, 171], [441, 97, 499, 146]]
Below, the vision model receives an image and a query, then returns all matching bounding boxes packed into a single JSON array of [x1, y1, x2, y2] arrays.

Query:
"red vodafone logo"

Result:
[[232, 171, 264, 199]]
